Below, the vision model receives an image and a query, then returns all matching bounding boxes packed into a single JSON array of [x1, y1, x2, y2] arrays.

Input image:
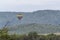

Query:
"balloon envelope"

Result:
[[17, 14, 23, 20]]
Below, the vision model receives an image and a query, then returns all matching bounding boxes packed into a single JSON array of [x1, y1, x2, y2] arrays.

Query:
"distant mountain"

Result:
[[1, 10, 60, 34], [0, 10, 60, 27], [32, 10, 60, 25]]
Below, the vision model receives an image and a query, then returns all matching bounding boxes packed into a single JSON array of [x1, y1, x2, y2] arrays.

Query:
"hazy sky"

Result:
[[0, 0, 60, 12]]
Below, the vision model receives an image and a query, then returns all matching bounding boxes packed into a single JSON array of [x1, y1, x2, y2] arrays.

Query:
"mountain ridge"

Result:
[[1, 10, 60, 34]]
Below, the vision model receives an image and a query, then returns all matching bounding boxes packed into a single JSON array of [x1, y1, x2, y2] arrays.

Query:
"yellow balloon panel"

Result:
[[17, 14, 23, 17]]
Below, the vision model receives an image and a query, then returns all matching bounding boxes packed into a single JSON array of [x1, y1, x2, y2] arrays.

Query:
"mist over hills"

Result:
[[0, 10, 60, 24], [8, 23, 60, 34], [0, 10, 60, 34]]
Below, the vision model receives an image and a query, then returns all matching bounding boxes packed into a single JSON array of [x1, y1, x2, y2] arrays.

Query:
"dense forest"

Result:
[[0, 27, 60, 40]]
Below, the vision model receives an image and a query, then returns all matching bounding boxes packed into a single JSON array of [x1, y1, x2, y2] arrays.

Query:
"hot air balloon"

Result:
[[17, 14, 23, 20]]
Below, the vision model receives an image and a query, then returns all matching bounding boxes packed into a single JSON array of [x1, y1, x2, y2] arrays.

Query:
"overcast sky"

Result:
[[0, 0, 60, 12]]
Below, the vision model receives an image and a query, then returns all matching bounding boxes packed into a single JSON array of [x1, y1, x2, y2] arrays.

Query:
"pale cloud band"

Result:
[[0, 0, 60, 12]]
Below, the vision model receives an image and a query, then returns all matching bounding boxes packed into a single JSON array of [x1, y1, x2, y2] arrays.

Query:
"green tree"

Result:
[[28, 32, 38, 40], [0, 27, 9, 40]]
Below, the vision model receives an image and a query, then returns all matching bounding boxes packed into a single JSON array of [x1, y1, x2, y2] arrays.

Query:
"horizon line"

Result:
[[0, 9, 60, 12]]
